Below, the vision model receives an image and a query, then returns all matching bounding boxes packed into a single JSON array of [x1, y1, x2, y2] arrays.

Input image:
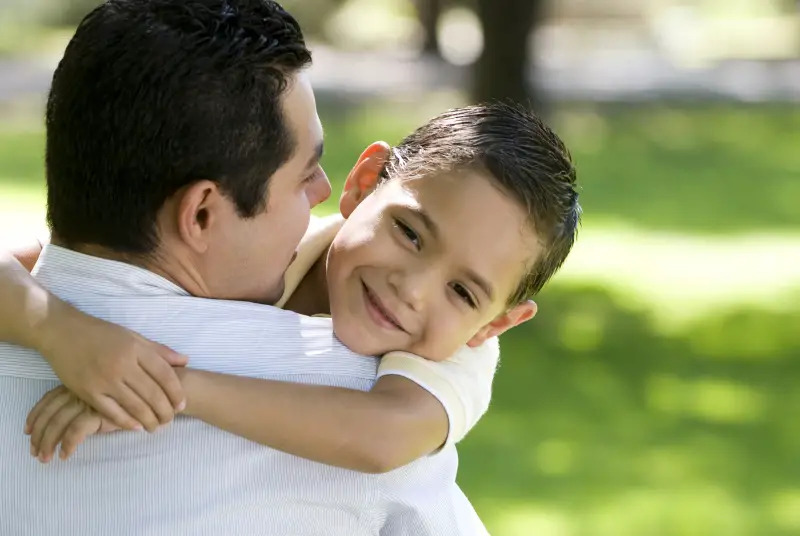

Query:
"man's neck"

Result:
[[70, 242, 149, 268], [283, 245, 330, 316], [68, 241, 210, 297]]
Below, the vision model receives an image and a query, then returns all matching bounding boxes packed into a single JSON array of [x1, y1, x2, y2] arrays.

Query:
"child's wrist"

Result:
[[34, 298, 84, 359], [173, 367, 194, 414]]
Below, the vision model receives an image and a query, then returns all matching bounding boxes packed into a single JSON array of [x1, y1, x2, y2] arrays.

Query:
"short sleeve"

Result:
[[376, 337, 500, 448]]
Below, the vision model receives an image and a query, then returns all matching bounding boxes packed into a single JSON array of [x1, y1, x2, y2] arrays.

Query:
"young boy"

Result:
[[6, 103, 580, 472]]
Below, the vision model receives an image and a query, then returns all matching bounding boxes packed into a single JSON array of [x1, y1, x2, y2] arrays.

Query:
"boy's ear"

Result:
[[339, 141, 391, 218], [466, 300, 538, 348]]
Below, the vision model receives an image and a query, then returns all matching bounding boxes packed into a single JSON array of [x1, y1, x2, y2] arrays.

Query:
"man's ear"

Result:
[[467, 300, 538, 348], [339, 141, 391, 218], [174, 180, 219, 254]]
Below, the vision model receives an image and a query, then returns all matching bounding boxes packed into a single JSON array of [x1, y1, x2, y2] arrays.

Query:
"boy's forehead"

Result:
[[385, 170, 542, 302]]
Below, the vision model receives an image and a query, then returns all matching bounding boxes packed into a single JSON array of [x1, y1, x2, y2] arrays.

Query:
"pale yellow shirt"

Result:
[[276, 215, 499, 445]]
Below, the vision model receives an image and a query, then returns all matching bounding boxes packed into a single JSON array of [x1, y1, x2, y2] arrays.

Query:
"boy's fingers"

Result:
[[25, 387, 65, 435], [59, 413, 100, 460], [37, 404, 84, 462], [91, 395, 141, 431], [118, 383, 160, 432], [140, 355, 186, 411], [127, 372, 174, 426], [29, 391, 72, 454], [159, 345, 189, 367]]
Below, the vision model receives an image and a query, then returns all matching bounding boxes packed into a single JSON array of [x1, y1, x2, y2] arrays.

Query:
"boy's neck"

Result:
[[282, 245, 331, 316]]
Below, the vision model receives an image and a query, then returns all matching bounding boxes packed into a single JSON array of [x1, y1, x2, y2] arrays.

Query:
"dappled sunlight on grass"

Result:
[[557, 308, 607, 353], [584, 485, 752, 536], [534, 439, 578, 476], [0, 126, 47, 244], [489, 503, 572, 536], [557, 224, 800, 333], [555, 105, 800, 233], [646, 375, 767, 424], [459, 283, 799, 535], [770, 489, 800, 532]]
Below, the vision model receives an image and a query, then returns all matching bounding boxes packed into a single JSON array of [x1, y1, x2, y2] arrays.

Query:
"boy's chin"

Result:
[[331, 319, 386, 357], [335, 336, 386, 357]]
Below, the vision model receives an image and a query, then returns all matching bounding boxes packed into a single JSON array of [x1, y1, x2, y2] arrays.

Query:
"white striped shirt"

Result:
[[0, 245, 488, 536]]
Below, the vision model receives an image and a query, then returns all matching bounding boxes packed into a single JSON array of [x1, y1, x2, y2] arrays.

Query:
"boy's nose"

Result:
[[388, 270, 428, 312]]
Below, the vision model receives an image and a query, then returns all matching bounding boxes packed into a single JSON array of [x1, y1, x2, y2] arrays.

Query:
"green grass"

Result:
[[1, 103, 799, 535], [555, 104, 800, 233], [461, 285, 800, 535]]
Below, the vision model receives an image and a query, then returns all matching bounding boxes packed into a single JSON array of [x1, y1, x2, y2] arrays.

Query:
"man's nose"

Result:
[[308, 169, 332, 208]]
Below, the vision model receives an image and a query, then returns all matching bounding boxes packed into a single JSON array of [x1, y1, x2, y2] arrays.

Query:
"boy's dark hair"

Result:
[[46, 0, 311, 253], [382, 102, 581, 304]]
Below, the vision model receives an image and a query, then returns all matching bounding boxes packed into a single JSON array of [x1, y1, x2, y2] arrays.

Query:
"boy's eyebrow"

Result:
[[305, 141, 324, 170], [465, 269, 495, 302], [406, 206, 495, 302], [407, 206, 439, 241]]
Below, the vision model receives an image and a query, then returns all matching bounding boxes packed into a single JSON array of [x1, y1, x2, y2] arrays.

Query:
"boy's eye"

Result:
[[303, 170, 319, 184], [394, 218, 421, 250], [451, 283, 477, 309]]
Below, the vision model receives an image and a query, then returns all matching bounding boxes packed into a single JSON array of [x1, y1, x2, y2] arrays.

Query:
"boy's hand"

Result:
[[25, 386, 121, 462], [35, 304, 188, 432]]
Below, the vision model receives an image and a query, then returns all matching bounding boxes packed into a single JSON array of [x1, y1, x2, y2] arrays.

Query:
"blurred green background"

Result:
[[1, 1, 799, 535]]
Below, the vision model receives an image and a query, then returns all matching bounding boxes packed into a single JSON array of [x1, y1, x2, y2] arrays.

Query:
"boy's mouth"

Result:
[[361, 280, 407, 333]]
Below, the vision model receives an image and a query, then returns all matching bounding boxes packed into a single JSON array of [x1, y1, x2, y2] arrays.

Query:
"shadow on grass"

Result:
[[458, 284, 800, 535]]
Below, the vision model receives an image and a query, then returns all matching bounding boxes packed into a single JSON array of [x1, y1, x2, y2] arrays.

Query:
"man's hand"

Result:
[[26, 386, 121, 462], [34, 303, 188, 432]]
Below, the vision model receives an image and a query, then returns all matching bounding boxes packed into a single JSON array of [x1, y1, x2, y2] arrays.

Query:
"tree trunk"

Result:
[[415, 0, 443, 56], [473, 0, 545, 108]]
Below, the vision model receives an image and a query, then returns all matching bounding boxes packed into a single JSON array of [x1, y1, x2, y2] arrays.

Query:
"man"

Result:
[[0, 1, 487, 534]]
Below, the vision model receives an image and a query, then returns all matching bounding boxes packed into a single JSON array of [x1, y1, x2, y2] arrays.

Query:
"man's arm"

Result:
[[0, 247, 188, 431], [178, 369, 448, 473]]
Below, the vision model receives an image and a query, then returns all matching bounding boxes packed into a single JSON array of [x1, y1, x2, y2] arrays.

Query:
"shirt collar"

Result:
[[34, 244, 190, 297]]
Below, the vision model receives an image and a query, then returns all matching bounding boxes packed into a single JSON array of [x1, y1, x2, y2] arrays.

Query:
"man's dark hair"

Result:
[[46, 0, 311, 253], [381, 102, 581, 303]]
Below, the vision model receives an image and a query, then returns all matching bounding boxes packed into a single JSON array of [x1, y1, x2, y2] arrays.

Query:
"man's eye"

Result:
[[451, 283, 477, 309], [394, 219, 421, 250]]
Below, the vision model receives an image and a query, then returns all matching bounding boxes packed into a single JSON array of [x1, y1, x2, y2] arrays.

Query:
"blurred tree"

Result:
[[473, 0, 544, 108], [280, 0, 347, 42], [43, 0, 345, 41], [414, 0, 443, 56], [45, 0, 102, 25]]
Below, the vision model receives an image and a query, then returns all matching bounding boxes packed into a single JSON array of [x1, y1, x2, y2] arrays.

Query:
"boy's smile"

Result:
[[326, 167, 541, 360], [362, 280, 408, 333]]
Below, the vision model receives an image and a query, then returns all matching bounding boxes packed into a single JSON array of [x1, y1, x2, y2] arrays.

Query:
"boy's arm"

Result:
[[377, 338, 501, 448], [11, 238, 44, 273], [0, 247, 50, 349], [178, 369, 449, 473], [29, 371, 448, 472], [0, 247, 188, 431]]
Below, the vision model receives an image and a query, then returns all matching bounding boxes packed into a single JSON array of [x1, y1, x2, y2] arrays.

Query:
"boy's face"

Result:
[[326, 161, 541, 360]]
